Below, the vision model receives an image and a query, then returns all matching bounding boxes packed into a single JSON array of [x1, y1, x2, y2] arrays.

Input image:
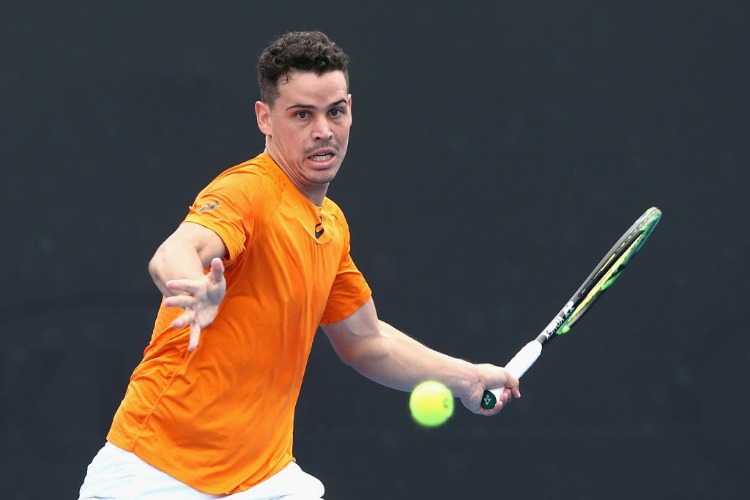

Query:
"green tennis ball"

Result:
[[409, 380, 454, 427]]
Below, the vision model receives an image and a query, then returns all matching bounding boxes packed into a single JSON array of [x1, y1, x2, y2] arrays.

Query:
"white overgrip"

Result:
[[485, 340, 543, 402], [504, 340, 543, 378]]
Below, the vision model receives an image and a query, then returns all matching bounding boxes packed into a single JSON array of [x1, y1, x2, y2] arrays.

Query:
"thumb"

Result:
[[209, 258, 225, 282]]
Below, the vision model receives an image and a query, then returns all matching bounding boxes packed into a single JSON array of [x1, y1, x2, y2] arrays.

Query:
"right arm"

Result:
[[149, 222, 228, 350], [323, 298, 521, 415]]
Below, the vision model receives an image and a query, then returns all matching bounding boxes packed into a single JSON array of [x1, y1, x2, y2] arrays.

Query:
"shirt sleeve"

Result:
[[319, 216, 372, 327], [183, 171, 256, 267]]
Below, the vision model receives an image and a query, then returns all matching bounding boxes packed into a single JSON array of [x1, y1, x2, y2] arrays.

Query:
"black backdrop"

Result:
[[2, 1, 748, 498]]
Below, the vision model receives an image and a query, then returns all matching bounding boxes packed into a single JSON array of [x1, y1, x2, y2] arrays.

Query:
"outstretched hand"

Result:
[[163, 258, 226, 351]]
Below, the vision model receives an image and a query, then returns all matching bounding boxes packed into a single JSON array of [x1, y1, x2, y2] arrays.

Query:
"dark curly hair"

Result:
[[257, 31, 350, 104]]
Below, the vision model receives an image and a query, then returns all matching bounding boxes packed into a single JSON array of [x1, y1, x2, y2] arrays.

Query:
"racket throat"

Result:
[[536, 332, 553, 345]]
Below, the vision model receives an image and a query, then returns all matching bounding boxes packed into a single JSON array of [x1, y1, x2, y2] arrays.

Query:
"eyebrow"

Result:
[[285, 98, 348, 111]]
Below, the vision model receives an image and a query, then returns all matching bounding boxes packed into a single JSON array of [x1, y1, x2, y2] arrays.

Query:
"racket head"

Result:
[[551, 207, 662, 338], [480, 207, 661, 410]]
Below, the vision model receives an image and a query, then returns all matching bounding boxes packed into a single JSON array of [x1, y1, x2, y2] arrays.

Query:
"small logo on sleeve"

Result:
[[197, 200, 220, 213]]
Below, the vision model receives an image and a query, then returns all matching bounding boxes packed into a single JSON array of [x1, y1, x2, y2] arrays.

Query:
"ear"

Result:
[[347, 94, 353, 125], [255, 101, 272, 136]]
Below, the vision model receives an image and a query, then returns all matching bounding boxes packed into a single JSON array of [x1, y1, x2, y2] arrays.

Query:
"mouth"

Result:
[[306, 148, 337, 166], [309, 152, 334, 162]]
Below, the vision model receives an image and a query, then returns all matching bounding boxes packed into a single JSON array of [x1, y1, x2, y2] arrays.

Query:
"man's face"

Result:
[[256, 70, 352, 202]]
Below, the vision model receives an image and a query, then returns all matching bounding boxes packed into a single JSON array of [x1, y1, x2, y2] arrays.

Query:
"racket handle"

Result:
[[480, 340, 543, 409]]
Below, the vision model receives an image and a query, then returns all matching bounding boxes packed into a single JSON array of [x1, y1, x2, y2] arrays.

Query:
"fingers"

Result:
[[505, 373, 521, 402], [170, 310, 203, 351], [164, 294, 199, 309], [475, 370, 522, 415], [495, 388, 512, 407], [496, 367, 521, 405], [504, 370, 520, 391], [164, 279, 223, 354], [478, 396, 507, 416], [480, 390, 514, 415], [162, 263, 225, 352], [167, 259, 224, 295], [166, 279, 204, 295], [171, 310, 193, 329], [188, 321, 201, 352]]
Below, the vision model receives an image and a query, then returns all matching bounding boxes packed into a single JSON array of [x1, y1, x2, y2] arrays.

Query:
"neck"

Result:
[[264, 143, 328, 206]]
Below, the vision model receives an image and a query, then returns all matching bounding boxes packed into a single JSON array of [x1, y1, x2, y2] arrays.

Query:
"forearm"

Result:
[[325, 300, 519, 413], [343, 321, 480, 396], [148, 244, 207, 297], [148, 222, 228, 297]]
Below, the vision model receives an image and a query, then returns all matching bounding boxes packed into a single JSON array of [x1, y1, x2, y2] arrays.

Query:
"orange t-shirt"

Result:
[[107, 153, 372, 494]]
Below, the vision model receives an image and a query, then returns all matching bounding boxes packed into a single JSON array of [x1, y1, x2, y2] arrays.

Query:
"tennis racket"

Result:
[[481, 207, 662, 409]]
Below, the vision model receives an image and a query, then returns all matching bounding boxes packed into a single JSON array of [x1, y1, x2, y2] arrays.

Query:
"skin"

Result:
[[149, 69, 520, 415], [255, 70, 352, 207]]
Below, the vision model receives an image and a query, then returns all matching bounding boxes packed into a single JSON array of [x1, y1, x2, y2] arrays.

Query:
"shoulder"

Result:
[[198, 154, 283, 209], [210, 154, 280, 193]]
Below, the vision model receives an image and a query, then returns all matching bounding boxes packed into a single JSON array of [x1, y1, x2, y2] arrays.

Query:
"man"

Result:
[[79, 31, 521, 499]]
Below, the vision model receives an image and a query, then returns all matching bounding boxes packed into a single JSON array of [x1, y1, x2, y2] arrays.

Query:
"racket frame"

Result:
[[480, 207, 662, 410]]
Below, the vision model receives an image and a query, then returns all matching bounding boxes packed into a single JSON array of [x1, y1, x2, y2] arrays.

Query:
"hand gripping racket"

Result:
[[481, 207, 662, 409]]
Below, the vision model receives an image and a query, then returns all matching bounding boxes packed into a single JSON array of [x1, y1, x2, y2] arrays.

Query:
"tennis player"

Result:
[[78, 30, 521, 499]]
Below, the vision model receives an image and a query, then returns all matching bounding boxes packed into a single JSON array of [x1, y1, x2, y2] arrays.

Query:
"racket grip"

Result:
[[480, 340, 543, 409]]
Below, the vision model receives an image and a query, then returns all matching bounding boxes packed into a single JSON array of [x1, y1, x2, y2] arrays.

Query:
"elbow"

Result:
[[148, 245, 170, 295], [147, 255, 158, 282], [148, 247, 163, 282], [333, 343, 360, 367], [334, 338, 389, 371]]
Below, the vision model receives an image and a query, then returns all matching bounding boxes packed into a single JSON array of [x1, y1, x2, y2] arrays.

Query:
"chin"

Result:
[[308, 164, 341, 183], [312, 172, 339, 185]]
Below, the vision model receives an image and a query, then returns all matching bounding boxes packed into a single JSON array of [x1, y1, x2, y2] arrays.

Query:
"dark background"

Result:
[[2, 1, 748, 498]]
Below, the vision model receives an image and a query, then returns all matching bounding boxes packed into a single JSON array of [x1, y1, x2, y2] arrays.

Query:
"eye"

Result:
[[329, 107, 344, 117], [296, 111, 310, 119]]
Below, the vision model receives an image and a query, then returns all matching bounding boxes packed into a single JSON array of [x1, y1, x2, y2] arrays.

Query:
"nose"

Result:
[[312, 115, 333, 141]]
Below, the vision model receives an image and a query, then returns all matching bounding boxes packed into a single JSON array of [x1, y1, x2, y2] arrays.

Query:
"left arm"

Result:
[[322, 298, 521, 415]]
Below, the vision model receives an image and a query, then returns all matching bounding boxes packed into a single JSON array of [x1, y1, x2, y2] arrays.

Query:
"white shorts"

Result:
[[78, 442, 325, 499]]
